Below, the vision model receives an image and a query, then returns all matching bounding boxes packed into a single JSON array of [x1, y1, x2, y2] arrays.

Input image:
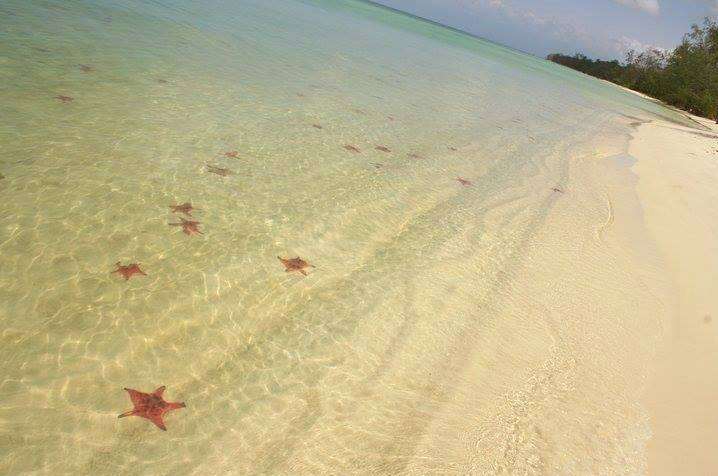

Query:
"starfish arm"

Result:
[[124, 388, 147, 406], [153, 386, 166, 397], [149, 415, 167, 431], [139, 270, 147, 276], [167, 401, 186, 410], [299, 269, 307, 276], [118, 409, 137, 418]]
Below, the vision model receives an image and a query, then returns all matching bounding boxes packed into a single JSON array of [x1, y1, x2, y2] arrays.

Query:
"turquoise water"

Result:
[[0, 0, 693, 474]]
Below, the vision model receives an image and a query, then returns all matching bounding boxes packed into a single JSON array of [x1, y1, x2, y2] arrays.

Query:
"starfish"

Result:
[[312, 124, 323, 129], [456, 177, 473, 187], [112, 262, 147, 280], [78, 64, 93, 73], [170, 202, 196, 217], [224, 151, 239, 159], [344, 145, 361, 154], [169, 217, 203, 236], [207, 164, 233, 176], [551, 187, 564, 193], [118, 386, 185, 431], [278, 256, 314, 276], [55, 95, 73, 103], [375, 145, 391, 153]]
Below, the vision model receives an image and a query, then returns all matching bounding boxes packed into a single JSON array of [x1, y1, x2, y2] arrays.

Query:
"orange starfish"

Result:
[[112, 262, 147, 280], [278, 256, 314, 276], [169, 217, 203, 236], [456, 177, 473, 187], [118, 386, 185, 431], [170, 202, 196, 217]]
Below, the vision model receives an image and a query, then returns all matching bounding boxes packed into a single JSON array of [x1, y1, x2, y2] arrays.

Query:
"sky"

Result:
[[373, 0, 718, 60]]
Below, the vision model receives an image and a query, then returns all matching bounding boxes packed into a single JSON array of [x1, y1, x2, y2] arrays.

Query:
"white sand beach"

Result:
[[629, 115, 718, 474]]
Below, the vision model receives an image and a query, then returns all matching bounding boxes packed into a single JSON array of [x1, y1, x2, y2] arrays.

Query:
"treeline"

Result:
[[547, 17, 718, 119]]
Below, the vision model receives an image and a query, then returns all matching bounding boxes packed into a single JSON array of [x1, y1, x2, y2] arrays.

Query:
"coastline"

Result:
[[628, 116, 718, 473]]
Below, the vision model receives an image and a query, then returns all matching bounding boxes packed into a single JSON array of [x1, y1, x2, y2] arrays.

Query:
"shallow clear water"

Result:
[[0, 0, 694, 474]]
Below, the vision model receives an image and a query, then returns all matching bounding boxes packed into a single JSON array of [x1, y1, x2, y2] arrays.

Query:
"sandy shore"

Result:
[[629, 116, 718, 474]]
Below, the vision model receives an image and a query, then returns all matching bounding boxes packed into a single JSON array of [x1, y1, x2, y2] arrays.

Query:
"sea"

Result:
[[0, 0, 696, 474]]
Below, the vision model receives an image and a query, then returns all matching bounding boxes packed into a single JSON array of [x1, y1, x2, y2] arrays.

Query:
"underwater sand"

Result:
[[0, 0, 705, 474]]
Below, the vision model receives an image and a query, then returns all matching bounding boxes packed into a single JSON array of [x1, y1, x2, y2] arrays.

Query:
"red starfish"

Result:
[[118, 386, 185, 431], [375, 145, 391, 153], [278, 256, 314, 276], [456, 177, 473, 187], [170, 202, 196, 217], [169, 217, 203, 236], [344, 144, 360, 153], [112, 262, 147, 280], [224, 151, 239, 159], [55, 95, 73, 103]]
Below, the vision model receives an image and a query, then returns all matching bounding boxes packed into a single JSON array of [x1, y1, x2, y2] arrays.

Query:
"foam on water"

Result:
[[0, 0, 692, 474]]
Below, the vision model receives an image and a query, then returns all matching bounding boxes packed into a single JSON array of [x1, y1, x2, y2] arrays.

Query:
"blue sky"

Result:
[[373, 0, 717, 60]]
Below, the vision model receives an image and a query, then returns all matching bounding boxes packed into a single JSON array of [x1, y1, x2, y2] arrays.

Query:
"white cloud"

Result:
[[462, 0, 669, 58], [612, 35, 668, 56], [612, 0, 660, 15]]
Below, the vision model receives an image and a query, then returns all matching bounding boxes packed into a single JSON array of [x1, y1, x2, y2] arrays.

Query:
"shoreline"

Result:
[[600, 78, 712, 130], [628, 116, 718, 474]]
